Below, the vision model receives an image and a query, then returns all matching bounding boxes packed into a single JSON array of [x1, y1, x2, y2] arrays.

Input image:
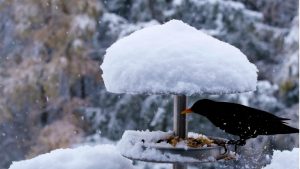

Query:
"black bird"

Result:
[[182, 99, 299, 150]]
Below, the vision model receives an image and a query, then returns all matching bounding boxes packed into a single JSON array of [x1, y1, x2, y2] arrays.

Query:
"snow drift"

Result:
[[263, 148, 299, 169], [9, 144, 134, 169]]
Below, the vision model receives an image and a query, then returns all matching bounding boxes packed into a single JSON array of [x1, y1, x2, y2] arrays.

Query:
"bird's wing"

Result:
[[206, 102, 296, 137], [223, 103, 298, 135], [220, 102, 289, 122]]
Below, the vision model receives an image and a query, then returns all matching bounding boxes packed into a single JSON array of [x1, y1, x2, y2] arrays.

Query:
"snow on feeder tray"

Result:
[[100, 20, 258, 165]]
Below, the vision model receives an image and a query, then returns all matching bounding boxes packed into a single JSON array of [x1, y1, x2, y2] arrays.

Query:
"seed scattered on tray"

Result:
[[157, 135, 219, 148]]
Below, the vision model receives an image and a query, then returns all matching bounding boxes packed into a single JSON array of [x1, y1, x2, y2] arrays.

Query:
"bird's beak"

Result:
[[181, 108, 193, 115]]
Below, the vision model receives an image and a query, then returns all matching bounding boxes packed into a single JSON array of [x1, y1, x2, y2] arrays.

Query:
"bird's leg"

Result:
[[234, 143, 239, 152], [227, 139, 247, 153], [227, 140, 239, 152], [213, 138, 228, 155], [222, 144, 228, 155], [237, 139, 246, 146], [217, 141, 228, 155]]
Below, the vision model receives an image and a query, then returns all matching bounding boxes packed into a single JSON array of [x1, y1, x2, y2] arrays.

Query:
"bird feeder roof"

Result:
[[100, 20, 258, 95]]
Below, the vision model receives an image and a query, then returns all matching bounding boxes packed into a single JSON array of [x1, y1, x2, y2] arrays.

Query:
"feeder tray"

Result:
[[117, 130, 236, 164]]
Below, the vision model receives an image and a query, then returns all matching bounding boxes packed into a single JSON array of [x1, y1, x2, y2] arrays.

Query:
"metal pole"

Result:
[[173, 95, 187, 169]]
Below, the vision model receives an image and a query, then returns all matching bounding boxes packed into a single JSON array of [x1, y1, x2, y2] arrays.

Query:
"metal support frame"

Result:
[[173, 95, 188, 169]]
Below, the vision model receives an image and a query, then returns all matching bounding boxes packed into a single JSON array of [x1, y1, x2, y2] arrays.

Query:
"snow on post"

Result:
[[101, 19, 258, 95]]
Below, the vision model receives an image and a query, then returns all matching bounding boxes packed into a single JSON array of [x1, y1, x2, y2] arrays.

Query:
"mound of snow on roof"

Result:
[[263, 148, 299, 169], [101, 19, 257, 95], [9, 144, 134, 169]]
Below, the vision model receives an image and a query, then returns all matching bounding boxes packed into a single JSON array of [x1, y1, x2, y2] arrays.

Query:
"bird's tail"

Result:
[[279, 125, 299, 134]]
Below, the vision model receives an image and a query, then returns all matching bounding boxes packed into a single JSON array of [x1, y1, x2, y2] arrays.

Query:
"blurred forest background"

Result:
[[0, 0, 298, 169]]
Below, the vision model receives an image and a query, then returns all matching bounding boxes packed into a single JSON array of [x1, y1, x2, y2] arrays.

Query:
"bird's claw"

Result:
[[221, 144, 228, 155], [212, 138, 228, 155]]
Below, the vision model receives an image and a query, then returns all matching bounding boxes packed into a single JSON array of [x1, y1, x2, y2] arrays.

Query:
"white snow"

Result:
[[189, 0, 244, 9], [73, 14, 96, 31], [150, 108, 165, 127], [173, 0, 183, 6], [9, 144, 134, 169], [117, 130, 226, 163], [101, 13, 159, 39], [263, 148, 299, 169], [101, 19, 257, 95]]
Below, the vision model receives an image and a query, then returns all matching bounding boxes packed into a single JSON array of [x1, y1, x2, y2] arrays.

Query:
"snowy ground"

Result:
[[8, 141, 299, 169], [9, 144, 134, 169], [263, 148, 299, 169]]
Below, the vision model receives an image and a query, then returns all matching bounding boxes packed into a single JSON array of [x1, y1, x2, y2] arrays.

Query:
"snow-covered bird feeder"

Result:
[[100, 20, 257, 165]]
